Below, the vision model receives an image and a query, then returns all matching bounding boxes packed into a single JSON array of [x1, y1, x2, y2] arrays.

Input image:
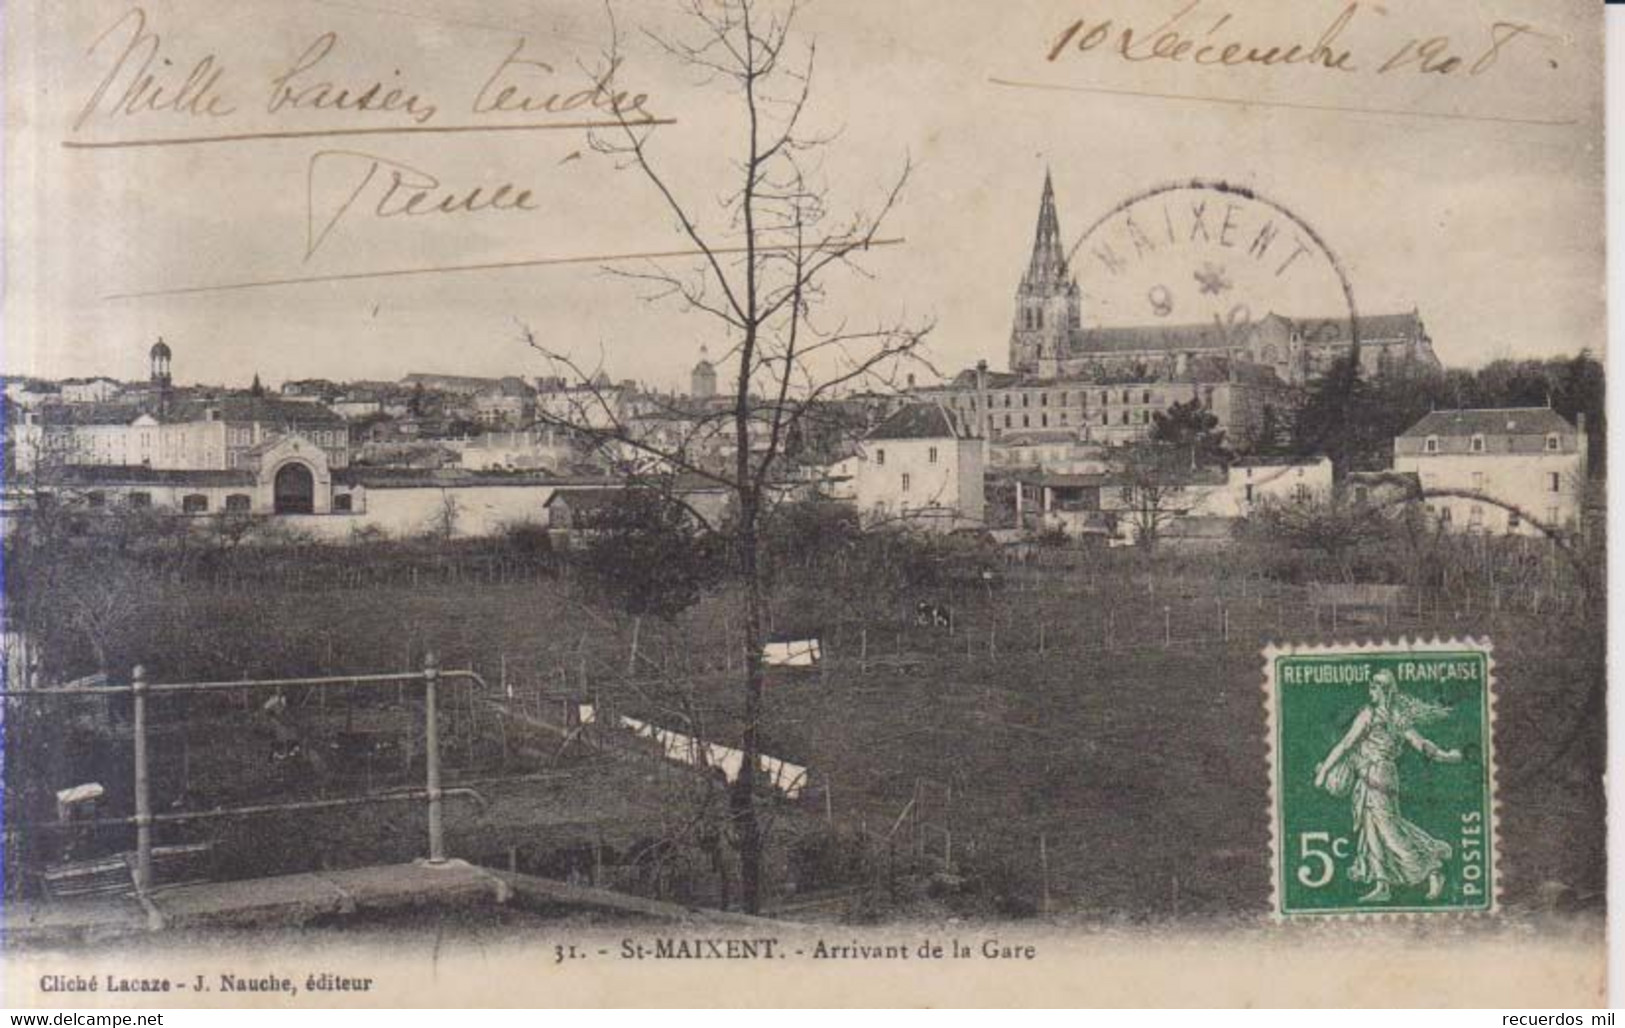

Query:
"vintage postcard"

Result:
[[0, 0, 1606, 1008]]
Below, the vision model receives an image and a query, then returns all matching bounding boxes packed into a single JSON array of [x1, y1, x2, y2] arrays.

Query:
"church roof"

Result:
[[1288, 311, 1427, 346]]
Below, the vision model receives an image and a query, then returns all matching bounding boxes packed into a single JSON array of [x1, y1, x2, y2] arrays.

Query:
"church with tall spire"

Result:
[[1002, 171, 1438, 385], [1009, 171, 1082, 378]]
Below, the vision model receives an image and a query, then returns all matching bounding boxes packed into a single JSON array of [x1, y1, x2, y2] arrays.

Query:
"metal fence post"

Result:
[[131, 665, 153, 895], [423, 651, 446, 864]]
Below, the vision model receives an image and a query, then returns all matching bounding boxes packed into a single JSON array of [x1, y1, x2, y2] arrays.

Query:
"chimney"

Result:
[[975, 360, 991, 458]]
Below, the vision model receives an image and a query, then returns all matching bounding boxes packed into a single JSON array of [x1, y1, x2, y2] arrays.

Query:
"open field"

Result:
[[6, 542, 1602, 921]]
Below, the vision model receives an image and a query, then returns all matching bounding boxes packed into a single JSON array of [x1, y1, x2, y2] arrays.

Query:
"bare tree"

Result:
[[520, 0, 930, 913], [1112, 445, 1196, 553]]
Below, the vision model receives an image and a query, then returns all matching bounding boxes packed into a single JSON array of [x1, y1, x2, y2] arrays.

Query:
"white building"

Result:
[[853, 403, 984, 531], [14, 397, 350, 474], [458, 427, 573, 472], [60, 378, 123, 403], [1393, 407, 1588, 535], [1227, 456, 1335, 516]]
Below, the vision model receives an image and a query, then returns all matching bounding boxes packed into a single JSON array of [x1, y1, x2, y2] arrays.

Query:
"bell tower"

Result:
[[150, 337, 173, 388], [1010, 171, 1081, 377]]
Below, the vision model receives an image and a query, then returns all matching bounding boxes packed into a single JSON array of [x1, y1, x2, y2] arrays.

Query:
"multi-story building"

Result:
[[59, 377, 123, 403], [472, 377, 537, 427], [13, 343, 349, 474], [914, 359, 1288, 455], [851, 403, 984, 531], [1393, 407, 1588, 535]]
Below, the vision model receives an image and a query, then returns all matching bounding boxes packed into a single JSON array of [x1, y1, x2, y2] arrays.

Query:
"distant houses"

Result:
[[5, 326, 1596, 552]]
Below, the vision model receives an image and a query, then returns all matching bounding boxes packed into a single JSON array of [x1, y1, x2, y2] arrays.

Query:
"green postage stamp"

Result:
[[1266, 640, 1498, 918]]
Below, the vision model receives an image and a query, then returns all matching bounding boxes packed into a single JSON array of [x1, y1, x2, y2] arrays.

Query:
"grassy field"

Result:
[[6, 545, 1605, 921]]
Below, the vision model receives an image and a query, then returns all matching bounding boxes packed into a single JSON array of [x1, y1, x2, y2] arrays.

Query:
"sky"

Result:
[[4, 0, 1606, 392]]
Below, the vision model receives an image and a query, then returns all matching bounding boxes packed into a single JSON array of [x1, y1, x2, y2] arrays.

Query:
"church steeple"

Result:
[[1010, 170, 1082, 377], [1024, 170, 1069, 290]]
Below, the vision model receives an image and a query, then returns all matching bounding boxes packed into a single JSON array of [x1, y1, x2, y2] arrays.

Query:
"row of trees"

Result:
[[1264, 351, 1606, 474]]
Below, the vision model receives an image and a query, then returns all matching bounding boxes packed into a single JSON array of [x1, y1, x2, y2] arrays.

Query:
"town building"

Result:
[[1227, 456, 1335, 514], [851, 403, 983, 531], [691, 348, 718, 400], [59, 378, 123, 404], [1392, 407, 1588, 535], [13, 342, 350, 474], [913, 359, 1289, 454], [471, 377, 538, 427], [457, 426, 575, 472]]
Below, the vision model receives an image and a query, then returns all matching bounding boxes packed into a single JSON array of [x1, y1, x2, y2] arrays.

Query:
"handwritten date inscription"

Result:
[[1045, 1, 1544, 79]]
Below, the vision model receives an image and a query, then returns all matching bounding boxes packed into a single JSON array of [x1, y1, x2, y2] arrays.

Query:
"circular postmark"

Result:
[[1065, 179, 1362, 480]]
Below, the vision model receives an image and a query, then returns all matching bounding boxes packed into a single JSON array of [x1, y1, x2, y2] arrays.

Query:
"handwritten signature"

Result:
[[305, 150, 539, 261]]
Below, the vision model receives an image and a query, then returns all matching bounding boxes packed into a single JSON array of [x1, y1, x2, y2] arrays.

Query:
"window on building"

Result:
[[1295, 484, 1312, 503], [928, 446, 938, 464], [1425, 436, 1439, 454], [1022, 414, 1030, 428], [1101, 412, 1109, 426], [1140, 411, 1150, 424], [1022, 393, 1029, 408], [1101, 391, 1108, 405], [1549, 472, 1561, 492], [333, 493, 353, 512], [1244, 484, 1254, 503], [1142, 390, 1151, 403], [225, 494, 251, 512], [86, 491, 105, 508], [1005, 414, 1012, 428], [1040, 393, 1048, 407], [1546, 434, 1560, 452], [1507, 512, 1521, 532], [876, 449, 885, 466], [1547, 506, 1560, 526], [1470, 434, 1485, 453], [1469, 506, 1483, 528], [901, 473, 911, 493], [128, 492, 152, 509], [1122, 389, 1130, 403], [181, 494, 209, 514], [1439, 507, 1452, 525], [1041, 413, 1049, 428], [1004, 395, 1011, 408]]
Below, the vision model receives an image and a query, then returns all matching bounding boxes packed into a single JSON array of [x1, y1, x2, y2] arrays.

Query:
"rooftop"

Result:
[[866, 403, 968, 441], [1399, 407, 1577, 439]]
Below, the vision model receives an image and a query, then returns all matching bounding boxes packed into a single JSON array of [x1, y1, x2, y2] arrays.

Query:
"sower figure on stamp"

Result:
[[1313, 670, 1463, 903]]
